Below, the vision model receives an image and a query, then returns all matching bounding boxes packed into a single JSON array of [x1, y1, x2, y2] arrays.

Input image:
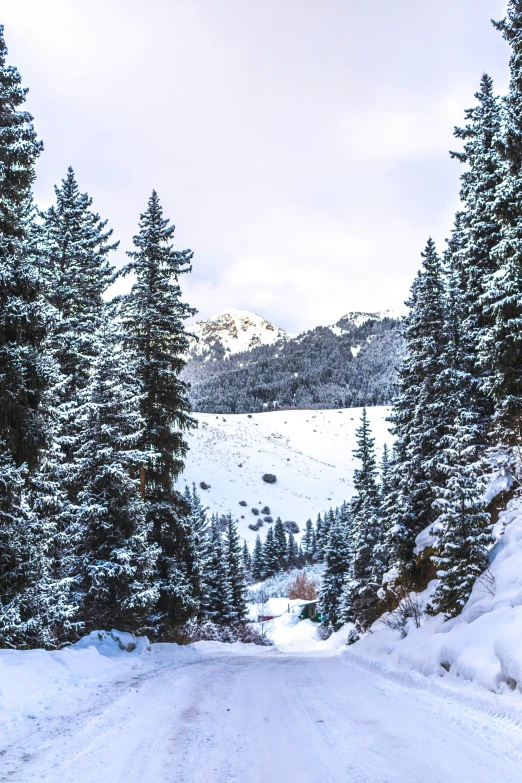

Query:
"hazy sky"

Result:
[[4, 0, 511, 331]]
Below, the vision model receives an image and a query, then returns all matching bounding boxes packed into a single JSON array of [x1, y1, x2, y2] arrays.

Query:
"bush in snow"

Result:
[[261, 506, 271, 515], [263, 516, 273, 524], [287, 571, 317, 600], [239, 500, 247, 507], [284, 521, 300, 534], [262, 473, 277, 484], [251, 507, 260, 516], [200, 481, 210, 490], [380, 590, 424, 639]]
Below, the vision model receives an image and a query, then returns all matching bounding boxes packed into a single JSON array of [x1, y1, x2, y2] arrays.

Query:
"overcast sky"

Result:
[[4, 0, 511, 331]]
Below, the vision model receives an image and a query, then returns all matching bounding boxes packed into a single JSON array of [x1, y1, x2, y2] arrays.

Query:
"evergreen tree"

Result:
[[273, 517, 287, 569], [223, 515, 247, 624], [318, 516, 350, 633], [251, 535, 264, 582], [119, 191, 198, 633], [345, 410, 385, 629], [451, 74, 502, 422], [429, 411, 490, 617], [200, 523, 233, 624], [262, 527, 279, 579], [387, 239, 448, 573], [73, 319, 159, 632], [479, 5, 522, 439], [0, 28, 58, 647], [302, 519, 316, 561], [40, 168, 117, 402], [379, 443, 392, 501], [0, 25, 42, 239], [241, 539, 251, 576], [286, 533, 299, 569]]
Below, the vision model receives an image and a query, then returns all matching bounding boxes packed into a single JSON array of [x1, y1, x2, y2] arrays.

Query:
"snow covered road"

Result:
[[3, 649, 522, 783]]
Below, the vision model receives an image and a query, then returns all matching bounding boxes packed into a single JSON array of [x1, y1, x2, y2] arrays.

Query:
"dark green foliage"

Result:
[[119, 191, 198, 632], [184, 316, 403, 413]]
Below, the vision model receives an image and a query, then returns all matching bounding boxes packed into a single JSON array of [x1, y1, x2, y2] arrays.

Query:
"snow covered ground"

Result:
[[177, 406, 392, 543], [354, 495, 522, 698], [3, 636, 522, 782]]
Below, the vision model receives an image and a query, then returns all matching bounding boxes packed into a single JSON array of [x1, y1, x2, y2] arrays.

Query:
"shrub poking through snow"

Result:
[[262, 473, 277, 484], [248, 521, 263, 532], [239, 500, 247, 507], [261, 506, 271, 515], [287, 571, 317, 600], [284, 521, 300, 534], [200, 481, 210, 490], [251, 507, 260, 516], [263, 516, 273, 524]]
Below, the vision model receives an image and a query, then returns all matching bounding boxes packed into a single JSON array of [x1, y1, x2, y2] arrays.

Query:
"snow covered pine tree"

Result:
[[119, 191, 199, 637]]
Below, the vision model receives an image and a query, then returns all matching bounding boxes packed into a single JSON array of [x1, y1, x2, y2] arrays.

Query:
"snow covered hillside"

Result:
[[177, 406, 392, 543], [189, 308, 292, 359]]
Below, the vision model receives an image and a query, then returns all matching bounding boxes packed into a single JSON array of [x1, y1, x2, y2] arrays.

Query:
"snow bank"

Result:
[[0, 631, 199, 728], [355, 497, 522, 699]]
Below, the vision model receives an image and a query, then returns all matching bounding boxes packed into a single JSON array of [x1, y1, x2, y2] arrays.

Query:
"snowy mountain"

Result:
[[184, 309, 403, 413], [189, 308, 292, 360], [177, 406, 392, 544]]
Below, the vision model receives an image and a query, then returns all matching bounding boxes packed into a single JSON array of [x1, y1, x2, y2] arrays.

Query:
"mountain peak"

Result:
[[190, 309, 291, 359]]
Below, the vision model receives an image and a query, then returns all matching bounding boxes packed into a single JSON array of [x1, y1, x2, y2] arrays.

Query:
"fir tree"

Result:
[[119, 191, 198, 633], [286, 533, 299, 569], [273, 517, 287, 569], [0, 29, 58, 647], [262, 527, 279, 579], [482, 4, 522, 438], [345, 410, 385, 630], [73, 319, 159, 632], [40, 167, 117, 401], [0, 25, 42, 239], [241, 539, 251, 576], [387, 239, 448, 573], [318, 517, 350, 633], [429, 411, 490, 617], [223, 516, 247, 624], [200, 523, 233, 624], [302, 519, 316, 562], [251, 535, 264, 582]]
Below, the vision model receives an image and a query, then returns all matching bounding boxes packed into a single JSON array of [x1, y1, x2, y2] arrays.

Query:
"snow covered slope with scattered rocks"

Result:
[[177, 406, 392, 543]]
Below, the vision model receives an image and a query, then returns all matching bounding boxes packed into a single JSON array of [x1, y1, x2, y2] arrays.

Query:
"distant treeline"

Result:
[[183, 317, 403, 414]]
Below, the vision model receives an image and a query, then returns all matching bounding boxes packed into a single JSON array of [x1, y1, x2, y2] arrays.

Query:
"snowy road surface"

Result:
[[3, 649, 522, 783]]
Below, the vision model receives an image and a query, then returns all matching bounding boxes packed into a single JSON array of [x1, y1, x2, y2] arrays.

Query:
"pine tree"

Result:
[[387, 239, 448, 573], [241, 539, 251, 576], [481, 4, 522, 438], [0, 25, 42, 239], [286, 533, 299, 569], [73, 318, 159, 632], [251, 535, 264, 582], [262, 527, 280, 579], [379, 443, 392, 501], [40, 168, 117, 402], [223, 516, 247, 624], [119, 191, 198, 633], [451, 74, 502, 420], [429, 411, 490, 617], [345, 410, 385, 629], [318, 516, 351, 633], [302, 519, 316, 562], [273, 517, 287, 569], [200, 523, 233, 624], [182, 484, 209, 564], [0, 28, 58, 648]]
